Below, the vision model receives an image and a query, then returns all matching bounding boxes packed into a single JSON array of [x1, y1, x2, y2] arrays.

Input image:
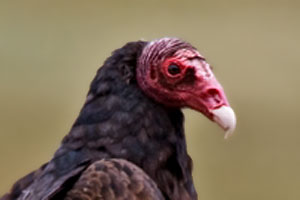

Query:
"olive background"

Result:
[[1, 1, 299, 199]]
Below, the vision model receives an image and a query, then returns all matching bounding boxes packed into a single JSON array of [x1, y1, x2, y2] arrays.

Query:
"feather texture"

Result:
[[1, 40, 197, 200]]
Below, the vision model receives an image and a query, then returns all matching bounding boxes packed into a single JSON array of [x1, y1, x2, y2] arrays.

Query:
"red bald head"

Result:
[[137, 38, 236, 138]]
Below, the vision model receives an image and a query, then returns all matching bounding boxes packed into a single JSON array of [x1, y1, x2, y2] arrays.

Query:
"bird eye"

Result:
[[168, 64, 181, 75]]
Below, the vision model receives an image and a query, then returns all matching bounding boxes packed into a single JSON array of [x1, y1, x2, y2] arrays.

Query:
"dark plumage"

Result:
[[64, 159, 164, 200], [1, 38, 236, 200]]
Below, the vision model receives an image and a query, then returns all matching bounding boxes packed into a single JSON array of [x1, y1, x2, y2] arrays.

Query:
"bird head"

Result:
[[137, 38, 236, 138]]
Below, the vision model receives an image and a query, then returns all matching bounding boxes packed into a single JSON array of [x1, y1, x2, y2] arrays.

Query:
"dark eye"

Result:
[[168, 64, 181, 75]]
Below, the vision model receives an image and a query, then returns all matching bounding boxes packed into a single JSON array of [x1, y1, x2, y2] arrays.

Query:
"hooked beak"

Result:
[[186, 60, 236, 138], [211, 106, 236, 139]]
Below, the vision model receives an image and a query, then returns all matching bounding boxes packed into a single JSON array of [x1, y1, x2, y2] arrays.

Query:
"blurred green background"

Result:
[[1, 0, 299, 199]]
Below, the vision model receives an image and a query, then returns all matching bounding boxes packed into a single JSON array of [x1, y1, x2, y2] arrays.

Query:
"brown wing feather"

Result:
[[65, 159, 164, 200]]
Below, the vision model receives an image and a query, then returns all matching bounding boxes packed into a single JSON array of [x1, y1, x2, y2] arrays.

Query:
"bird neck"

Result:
[[62, 81, 196, 199], [58, 40, 197, 199]]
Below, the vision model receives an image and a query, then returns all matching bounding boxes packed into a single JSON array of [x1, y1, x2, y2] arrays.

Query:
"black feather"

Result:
[[1, 40, 197, 200]]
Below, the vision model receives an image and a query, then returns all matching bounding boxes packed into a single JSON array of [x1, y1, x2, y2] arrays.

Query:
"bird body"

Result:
[[1, 38, 236, 200]]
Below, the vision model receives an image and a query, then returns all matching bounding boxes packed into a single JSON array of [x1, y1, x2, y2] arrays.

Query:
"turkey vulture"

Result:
[[1, 38, 236, 200]]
